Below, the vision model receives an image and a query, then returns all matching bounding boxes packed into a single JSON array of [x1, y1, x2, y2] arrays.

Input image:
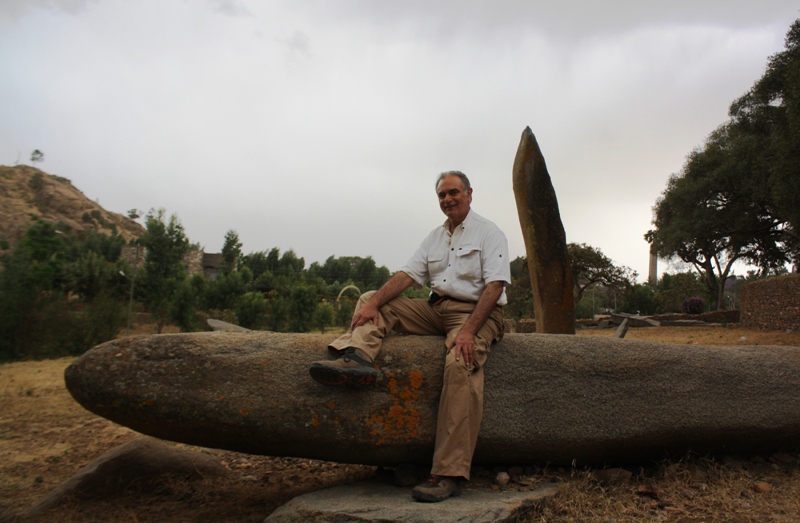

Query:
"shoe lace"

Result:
[[426, 475, 442, 485]]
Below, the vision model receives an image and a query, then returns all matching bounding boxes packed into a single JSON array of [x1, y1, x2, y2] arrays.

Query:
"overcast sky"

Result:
[[2, 1, 798, 282]]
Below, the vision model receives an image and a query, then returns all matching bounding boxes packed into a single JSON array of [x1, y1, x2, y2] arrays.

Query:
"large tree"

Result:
[[568, 243, 636, 303], [647, 19, 800, 309], [729, 18, 800, 250], [646, 124, 790, 309]]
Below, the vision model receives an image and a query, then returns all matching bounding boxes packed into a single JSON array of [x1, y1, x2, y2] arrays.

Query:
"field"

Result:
[[3, 325, 800, 522]]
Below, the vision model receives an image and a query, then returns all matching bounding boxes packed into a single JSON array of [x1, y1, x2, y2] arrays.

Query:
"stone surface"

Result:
[[207, 318, 250, 332], [613, 318, 630, 338], [65, 332, 800, 467], [511, 126, 575, 334], [611, 313, 661, 328], [264, 480, 558, 523], [23, 437, 225, 517]]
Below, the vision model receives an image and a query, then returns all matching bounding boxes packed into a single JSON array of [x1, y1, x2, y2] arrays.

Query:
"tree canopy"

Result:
[[646, 18, 800, 309]]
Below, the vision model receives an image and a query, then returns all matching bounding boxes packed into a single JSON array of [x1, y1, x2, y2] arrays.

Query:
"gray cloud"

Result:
[[0, 0, 95, 18], [1, 1, 797, 280], [208, 0, 252, 17]]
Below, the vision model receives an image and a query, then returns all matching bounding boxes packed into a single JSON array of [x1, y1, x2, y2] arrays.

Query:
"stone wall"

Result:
[[740, 274, 800, 331]]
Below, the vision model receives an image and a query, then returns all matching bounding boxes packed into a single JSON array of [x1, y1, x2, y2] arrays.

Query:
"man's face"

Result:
[[436, 175, 473, 225]]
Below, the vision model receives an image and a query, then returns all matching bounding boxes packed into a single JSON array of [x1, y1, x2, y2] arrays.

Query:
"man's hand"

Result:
[[446, 281, 505, 367], [448, 328, 477, 366], [348, 271, 414, 332], [350, 301, 380, 330]]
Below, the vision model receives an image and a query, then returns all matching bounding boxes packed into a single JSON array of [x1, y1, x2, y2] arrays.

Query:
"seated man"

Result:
[[309, 171, 511, 502]]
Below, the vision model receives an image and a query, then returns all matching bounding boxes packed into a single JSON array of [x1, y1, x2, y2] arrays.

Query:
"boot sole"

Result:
[[309, 364, 377, 386], [411, 485, 461, 502]]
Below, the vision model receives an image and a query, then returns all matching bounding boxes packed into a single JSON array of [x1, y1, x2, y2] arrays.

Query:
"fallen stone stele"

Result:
[[65, 331, 800, 466]]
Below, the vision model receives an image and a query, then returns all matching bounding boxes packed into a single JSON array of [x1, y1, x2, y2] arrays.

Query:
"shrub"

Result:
[[681, 296, 707, 314]]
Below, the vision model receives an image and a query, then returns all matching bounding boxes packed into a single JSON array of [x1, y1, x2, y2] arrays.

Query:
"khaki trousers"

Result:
[[329, 291, 505, 479]]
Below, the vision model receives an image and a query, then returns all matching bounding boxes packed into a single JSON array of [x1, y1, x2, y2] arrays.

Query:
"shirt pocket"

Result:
[[427, 247, 448, 280], [456, 246, 482, 281]]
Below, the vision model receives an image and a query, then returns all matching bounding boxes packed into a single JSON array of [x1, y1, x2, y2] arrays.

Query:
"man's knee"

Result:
[[356, 290, 378, 308]]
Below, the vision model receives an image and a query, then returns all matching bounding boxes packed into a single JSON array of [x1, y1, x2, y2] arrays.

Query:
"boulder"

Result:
[[264, 480, 558, 523], [23, 437, 225, 517], [65, 332, 800, 467], [512, 126, 575, 334]]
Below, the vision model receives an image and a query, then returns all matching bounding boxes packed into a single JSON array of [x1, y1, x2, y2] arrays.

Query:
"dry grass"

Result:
[[1, 325, 799, 522]]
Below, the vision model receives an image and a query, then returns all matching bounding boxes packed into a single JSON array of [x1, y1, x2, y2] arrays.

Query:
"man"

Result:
[[309, 171, 511, 502]]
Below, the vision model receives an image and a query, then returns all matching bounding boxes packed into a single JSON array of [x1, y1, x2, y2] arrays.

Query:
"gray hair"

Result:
[[435, 171, 471, 192]]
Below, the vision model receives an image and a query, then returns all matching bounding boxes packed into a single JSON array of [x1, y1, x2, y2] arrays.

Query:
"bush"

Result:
[[681, 296, 707, 314], [236, 292, 267, 329]]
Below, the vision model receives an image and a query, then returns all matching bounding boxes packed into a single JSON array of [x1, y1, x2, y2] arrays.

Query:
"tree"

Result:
[[139, 209, 190, 333], [654, 271, 710, 313], [645, 124, 790, 309], [289, 284, 317, 332], [647, 18, 800, 308], [619, 284, 656, 316], [505, 256, 534, 320], [236, 291, 267, 330], [30, 149, 44, 164], [313, 301, 335, 334], [568, 243, 636, 303], [221, 230, 242, 275], [729, 18, 800, 251]]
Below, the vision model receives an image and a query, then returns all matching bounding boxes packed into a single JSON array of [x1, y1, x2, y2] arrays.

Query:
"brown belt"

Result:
[[428, 292, 474, 306]]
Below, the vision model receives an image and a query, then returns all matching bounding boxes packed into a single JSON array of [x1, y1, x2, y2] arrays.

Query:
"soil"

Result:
[[2, 325, 800, 522]]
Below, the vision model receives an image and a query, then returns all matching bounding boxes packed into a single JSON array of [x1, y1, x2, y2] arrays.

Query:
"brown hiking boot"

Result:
[[411, 475, 462, 502], [309, 348, 378, 386]]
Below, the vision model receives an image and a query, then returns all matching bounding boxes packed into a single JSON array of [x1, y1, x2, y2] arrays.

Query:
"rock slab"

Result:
[[24, 437, 225, 517], [512, 126, 575, 334], [65, 331, 800, 467], [264, 480, 558, 523]]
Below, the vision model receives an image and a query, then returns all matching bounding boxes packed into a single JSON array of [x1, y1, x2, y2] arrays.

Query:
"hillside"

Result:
[[0, 165, 144, 247]]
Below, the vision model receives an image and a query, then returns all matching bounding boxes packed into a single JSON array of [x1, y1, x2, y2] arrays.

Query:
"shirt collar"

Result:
[[441, 209, 474, 233]]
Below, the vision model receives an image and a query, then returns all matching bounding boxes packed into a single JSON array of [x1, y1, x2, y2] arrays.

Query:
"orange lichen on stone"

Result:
[[366, 369, 424, 443], [409, 370, 423, 389]]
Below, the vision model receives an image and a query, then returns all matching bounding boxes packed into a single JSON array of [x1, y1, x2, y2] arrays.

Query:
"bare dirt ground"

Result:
[[2, 325, 800, 522]]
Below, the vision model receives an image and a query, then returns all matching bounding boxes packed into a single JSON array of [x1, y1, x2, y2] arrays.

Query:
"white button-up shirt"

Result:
[[401, 210, 511, 306]]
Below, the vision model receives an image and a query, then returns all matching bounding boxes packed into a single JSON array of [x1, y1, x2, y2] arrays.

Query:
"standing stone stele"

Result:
[[512, 126, 575, 334]]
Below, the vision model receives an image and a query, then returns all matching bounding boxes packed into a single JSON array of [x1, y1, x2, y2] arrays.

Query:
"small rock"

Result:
[[517, 476, 536, 487], [753, 481, 772, 493], [636, 484, 659, 499], [495, 472, 510, 487]]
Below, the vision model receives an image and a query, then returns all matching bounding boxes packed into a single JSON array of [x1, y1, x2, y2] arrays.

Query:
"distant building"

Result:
[[120, 246, 227, 280]]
